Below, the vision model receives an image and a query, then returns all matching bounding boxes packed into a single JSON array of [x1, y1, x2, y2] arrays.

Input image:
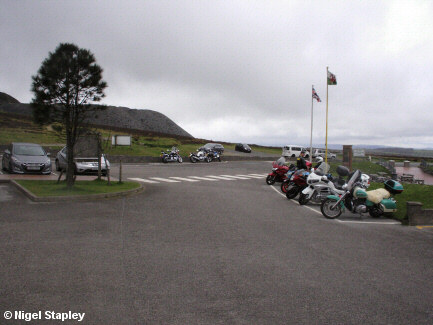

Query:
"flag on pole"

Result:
[[312, 87, 321, 102], [327, 70, 337, 85]]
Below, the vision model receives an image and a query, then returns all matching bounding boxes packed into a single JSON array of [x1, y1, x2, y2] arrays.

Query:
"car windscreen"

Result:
[[13, 145, 46, 156]]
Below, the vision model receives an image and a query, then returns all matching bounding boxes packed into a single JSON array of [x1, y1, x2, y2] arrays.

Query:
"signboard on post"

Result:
[[353, 149, 365, 157], [112, 135, 131, 146]]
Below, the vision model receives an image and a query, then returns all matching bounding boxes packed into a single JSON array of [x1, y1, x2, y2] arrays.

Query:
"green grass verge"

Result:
[[367, 182, 433, 222], [326, 159, 390, 175], [105, 136, 208, 157], [15, 179, 140, 197]]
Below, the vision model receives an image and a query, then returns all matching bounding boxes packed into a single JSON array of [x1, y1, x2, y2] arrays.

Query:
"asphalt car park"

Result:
[[1, 160, 432, 324]]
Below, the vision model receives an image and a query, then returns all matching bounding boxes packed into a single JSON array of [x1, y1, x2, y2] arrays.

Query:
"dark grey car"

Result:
[[2, 142, 52, 174], [199, 143, 225, 154], [235, 143, 252, 153]]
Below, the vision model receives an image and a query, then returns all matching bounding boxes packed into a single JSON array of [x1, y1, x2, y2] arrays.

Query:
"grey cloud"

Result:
[[1, 0, 432, 148]]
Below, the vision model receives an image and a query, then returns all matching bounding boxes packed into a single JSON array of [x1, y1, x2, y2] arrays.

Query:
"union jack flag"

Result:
[[312, 87, 321, 102]]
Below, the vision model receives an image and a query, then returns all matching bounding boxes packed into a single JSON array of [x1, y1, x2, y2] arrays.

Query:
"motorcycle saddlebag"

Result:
[[384, 179, 404, 195]]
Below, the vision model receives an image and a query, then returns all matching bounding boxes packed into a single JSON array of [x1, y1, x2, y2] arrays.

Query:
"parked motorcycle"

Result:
[[207, 150, 222, 162], [190, 149, 211, 163], [266, 158, 290, 185], [320, 170, 403, 219], [298, 163, 355, 205], [161, 147, 183, 163], [281, 161, 312, 193], [280, 164, 298, 193], [284, 168, 310, 199]]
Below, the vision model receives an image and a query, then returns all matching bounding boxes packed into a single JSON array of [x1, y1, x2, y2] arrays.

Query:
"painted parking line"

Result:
[[169, 177, 199, 182], [188, 176, 219, 181], [128, 177, 160, 184], [150, 177, 181, 183], [206, 175, 236, 181], [237, 174, 265, 179], [219, 175, 251, 180], [416, 225, 433, 229], [268, 185, 401, 224]]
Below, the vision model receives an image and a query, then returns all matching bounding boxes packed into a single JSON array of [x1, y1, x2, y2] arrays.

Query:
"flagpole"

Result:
[[325, 67, 329, 164], [309, 85, 314, 163]]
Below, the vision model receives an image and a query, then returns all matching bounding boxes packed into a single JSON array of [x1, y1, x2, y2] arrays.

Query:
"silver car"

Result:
[[55, 146, 110, 176], [2, 142, 52, 174]]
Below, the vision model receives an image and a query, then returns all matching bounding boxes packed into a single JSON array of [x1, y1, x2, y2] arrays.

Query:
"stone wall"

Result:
[[407, 201, 433, 226]]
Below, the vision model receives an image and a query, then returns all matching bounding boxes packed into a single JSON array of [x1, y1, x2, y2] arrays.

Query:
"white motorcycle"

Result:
[[298, 162, 370, 205]]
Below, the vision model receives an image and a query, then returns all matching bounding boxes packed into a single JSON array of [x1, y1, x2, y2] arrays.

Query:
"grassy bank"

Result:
[[16, 179, 140, 197], [368, 182, 433, 222]]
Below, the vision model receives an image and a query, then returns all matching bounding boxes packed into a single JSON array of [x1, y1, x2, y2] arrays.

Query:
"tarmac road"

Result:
[[0, 161, 432, 324]]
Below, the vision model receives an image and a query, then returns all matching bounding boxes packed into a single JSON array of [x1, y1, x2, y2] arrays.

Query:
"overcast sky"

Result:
[[1, 0, 432, 148]]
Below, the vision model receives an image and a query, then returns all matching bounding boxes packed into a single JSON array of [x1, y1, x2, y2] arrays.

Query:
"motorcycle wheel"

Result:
[[285, 185, 299, 199], [190, 156, 197, 163], [206, 156, 212, 163], [177, 157, 183, 163], [162, 157, 168, 163], [266, 175, 275, 185], [298, 193, 310, 205], [320, 198, 342, 219], [281, 181, 290, 193], [368, 205, 383, 218]]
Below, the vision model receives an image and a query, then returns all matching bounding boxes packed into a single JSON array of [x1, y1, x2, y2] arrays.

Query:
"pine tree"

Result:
[[31, 43, 107, 187]]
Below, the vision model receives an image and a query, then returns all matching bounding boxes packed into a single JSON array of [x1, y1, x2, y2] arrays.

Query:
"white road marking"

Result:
[[334, 219, 401, 225], [240, 174, 265, 179], [188, 176, 219, 181], [219, 175, 250, 180], [150, 177, 181, 183], [128, 177, 160, 184], [128, 173, 267, 184], [169, 177, 199, 182], [206, 175, 236, 180], [268, 185, 400, 224]]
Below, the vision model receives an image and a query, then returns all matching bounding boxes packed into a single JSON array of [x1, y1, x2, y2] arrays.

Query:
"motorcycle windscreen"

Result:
[[276, 157, 286, 166], [346, 170, 361, 191], [315, 162, 330, 176]]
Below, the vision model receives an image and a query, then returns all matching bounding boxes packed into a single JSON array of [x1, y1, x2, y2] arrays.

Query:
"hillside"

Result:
[[0, 92, 193, 139]]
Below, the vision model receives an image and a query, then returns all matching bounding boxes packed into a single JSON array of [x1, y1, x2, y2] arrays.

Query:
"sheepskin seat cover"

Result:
[[366, 188, 390, 204]]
